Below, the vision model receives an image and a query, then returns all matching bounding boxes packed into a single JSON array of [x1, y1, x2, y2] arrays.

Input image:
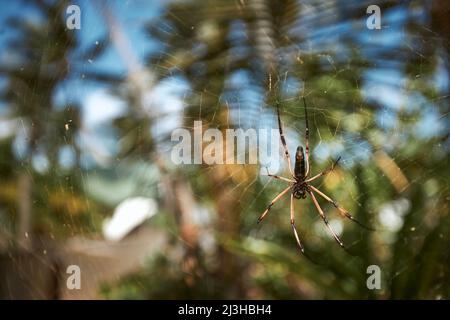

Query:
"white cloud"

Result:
[[82, 89, 126, 127]]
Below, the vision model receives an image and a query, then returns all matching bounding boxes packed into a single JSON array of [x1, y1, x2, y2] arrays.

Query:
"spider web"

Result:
[[151, 0, 449, 297], [1, 0, 449, 299]]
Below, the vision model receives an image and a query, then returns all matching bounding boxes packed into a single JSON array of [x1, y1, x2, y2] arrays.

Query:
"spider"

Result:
[[259, 97, 371, 253]]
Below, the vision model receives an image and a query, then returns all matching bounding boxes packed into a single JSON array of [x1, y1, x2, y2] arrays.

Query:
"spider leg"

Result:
[[290, 193, 305, 253], [305, 156, 341, 183], [303, 97, 311, 177], [276, 102, 295, 178], [308, 190, 346, 249], [308, 185, 374, 230], [257, 186, 291, 223], [263, 167, 295, 183]]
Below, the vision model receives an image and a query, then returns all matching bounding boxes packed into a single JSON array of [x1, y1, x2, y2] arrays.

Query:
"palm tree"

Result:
[[100, 0, 450, 299], [0, 0, 118, 248]]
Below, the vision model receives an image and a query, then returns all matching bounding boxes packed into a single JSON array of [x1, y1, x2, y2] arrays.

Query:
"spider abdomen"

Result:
[[294, 146, 306, 179]]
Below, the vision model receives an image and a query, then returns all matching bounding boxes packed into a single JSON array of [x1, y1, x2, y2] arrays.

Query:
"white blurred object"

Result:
[[378, 198, 411, 232], [103, 197, 158, 241]]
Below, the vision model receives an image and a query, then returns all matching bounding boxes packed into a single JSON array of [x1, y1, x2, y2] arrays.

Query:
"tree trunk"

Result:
[[17, 171, 32, 250]]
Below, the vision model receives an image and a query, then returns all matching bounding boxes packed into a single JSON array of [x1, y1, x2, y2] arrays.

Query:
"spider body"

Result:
[[294, 146, 306, 180], [260, 97, 371, 254], [292, 180, 308, 199]]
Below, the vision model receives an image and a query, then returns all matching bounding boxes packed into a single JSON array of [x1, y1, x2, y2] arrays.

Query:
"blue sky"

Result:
[[0, 1, 447, 170]]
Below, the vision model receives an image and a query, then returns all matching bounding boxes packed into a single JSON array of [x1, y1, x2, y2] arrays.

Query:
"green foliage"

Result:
[[0, 0, 448, 300], [102, 0, 449, 299]]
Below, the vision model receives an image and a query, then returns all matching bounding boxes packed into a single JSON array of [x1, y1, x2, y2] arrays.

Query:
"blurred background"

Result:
[[0, 0, 449, 299]]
